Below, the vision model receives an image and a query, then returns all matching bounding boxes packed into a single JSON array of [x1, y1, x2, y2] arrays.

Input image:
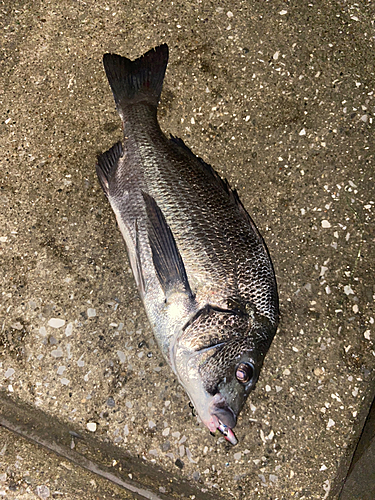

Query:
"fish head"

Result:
[[174, 306, 276, 444]]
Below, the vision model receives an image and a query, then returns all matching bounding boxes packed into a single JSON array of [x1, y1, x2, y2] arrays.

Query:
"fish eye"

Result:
[[235, 362, 254, 384]]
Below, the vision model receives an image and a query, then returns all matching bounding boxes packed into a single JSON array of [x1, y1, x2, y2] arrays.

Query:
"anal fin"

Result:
[[142, 191, 194, 300]]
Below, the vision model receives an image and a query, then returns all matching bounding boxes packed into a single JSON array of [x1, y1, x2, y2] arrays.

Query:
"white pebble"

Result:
[[87, 422, 97, 432], [320, 464, 328, 471], [162, 427, 170, 436], [185, 447, 196, 463], [48, 318, 65, 329], [279, 9, 288, 15], [364, 330, 371, 340], [148, 420, 156, 429], [66, 343, 72, 359], [179, 445, 185, 457], [325, 285, 331, 294], [283, 368, 291, 376], [39, 326, 47, 337], [299, 128, 306, 136], [11, 322, 23, 330], [4, 368, 15, 379], [117, 350, 126, 363], [234, 452, 242, 460], [226, 11, 233, 18], [352, 304, 359, 313], [344, 285, 354, 295], [320, 266, 328, 276], [51, 348, 63, 358], [273, 51, 279, 60], [35, 485, 50, 499], [60, 378, 70, 386], [327, 418, 335, 429], [265, 385, 271, 392], [87, 308, 96, 318], [321, 220, 331, 228], [0, 236, 8, 243], [77, 356, 85, 367], [65, 322, 73, 337], [266, 430, 274, 441], [124, 424, 129, 436], [275, 386, 282, 392], [57, 366, 66, 375]]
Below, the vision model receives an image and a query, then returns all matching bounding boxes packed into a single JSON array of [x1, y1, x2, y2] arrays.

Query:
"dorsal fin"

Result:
[[169, 135, 237, 202], [170, 135, 269, 250], [96, 141, 123, 197]]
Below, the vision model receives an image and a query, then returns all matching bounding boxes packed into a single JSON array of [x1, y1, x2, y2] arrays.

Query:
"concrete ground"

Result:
[[1, 0, 374, 499], [0, 424, 135, 500]]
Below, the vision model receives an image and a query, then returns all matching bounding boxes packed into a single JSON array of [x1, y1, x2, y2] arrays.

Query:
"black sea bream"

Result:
[[96, 44, 279, 445]]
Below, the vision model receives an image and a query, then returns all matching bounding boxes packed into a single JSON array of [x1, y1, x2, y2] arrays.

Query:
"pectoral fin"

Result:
[[142, 191, 193, 300]]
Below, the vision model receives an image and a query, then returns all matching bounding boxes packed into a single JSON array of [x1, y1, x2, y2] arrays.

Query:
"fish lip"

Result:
[[217, 420, 238, 446], [207, 413, 238, 445], [204, 393, 238, 444], [212, 405, 237, 429]]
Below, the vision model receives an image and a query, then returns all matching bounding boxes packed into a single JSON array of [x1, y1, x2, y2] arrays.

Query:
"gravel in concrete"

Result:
[[0, 424, 135, 499], [1, 1, 374, 499]]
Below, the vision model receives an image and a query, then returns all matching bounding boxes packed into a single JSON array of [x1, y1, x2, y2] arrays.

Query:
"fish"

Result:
[[96, 44, 279, 445]]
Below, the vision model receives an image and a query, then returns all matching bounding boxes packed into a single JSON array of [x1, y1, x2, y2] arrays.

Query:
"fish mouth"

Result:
[[217, 420, 238, 446], [206, 396, 238, 445], [208, 411, 238, 446]]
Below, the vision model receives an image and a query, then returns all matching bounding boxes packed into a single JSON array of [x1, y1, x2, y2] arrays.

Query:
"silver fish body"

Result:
[[96, 45, 279, 445]]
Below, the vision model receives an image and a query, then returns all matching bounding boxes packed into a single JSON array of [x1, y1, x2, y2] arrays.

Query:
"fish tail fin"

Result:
[[103, 44, 169, 113]]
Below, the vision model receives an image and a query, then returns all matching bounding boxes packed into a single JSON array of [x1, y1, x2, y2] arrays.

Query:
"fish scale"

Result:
[[96, 44, 279, 445]]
